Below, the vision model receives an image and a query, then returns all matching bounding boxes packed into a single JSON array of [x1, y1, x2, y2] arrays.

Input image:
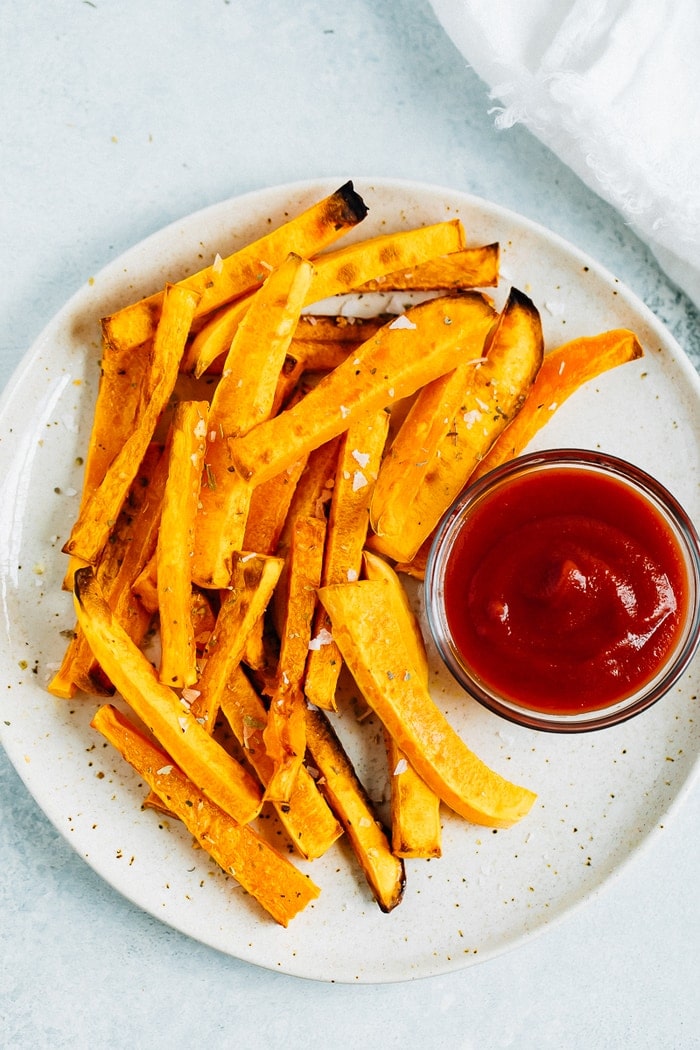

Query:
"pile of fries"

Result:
[[50, 181, 643, 925]]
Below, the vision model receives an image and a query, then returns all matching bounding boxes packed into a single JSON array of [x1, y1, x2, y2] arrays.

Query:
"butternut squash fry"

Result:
[[353, 243, 500, 292], [157, 400, 208, 687], [73, 567, 262, 824], [264, 516, 326, 803], [361, 552, 442, 859], [305, 707, 405, 913], [91, 704, 319, 925], [192, 253, 315, 588], [304, 410, 390, 710], [189, 552, 284, 733], [64, 284, 199, 566], [368, 287, 544, 563], [102, 181, 368, 353], [219, 668, 343, 860], [317, 580, 537, 828], [229, 293, 496, 487], [470, 328, 644, 481]]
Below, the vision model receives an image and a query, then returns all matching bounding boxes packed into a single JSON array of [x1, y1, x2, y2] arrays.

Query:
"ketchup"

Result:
[[442, 466, 688, 715]]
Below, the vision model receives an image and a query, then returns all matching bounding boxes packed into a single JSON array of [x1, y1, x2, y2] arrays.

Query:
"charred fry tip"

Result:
[[72, 564, 95, 605], [504, 285, 540, 317], [336, 180, 369, 224]]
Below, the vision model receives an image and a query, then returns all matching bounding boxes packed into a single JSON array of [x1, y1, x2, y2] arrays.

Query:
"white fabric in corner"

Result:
[[429, 0, 700, 307]]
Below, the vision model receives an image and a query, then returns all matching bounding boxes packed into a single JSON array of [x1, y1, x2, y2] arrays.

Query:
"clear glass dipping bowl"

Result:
[[424, 449, 700, 732]]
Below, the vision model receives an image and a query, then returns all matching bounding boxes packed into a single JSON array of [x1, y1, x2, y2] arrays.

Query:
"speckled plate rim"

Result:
[[0, 177, 698, 984]]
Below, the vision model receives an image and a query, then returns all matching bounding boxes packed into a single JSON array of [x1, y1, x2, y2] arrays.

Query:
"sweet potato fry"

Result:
[[305, 219, 466, 300], [181, 294, 253, 376], [229, 293, 496, 487], [361, 552, 441, 859], [157, 400, 208, 687], [385, 733, 442, 859], [189, 552, 284, 733], [264, 516, 326, 802], [276, 437, 341, 555], [242, 456, 308, 555], [102, 181, 368, 353], [284, 337, 365, 379], [293, 314, 387, 344], [469, 328, 644, 481], [186, 306, 385, 382], [73, 567, 262, 824], [317, 580, 537, 828], [390, 328, 645, 582], [219, 668, 343, 860], [304, 410, 390, 710], [63, 336, 149, 592], [305, 707, 405, 913], [91, 704, 319, 926], [392, 548, 430, 582], [361, 551, 429, 683], [190, 587, 218, 651], [50, 444, 169, 698], [190, 311, 384, 377], [131, 549, 159, 614], [262, 684, 306, 806], [271, 317, 387, 394], [268, 437, 341, 644], [192, 253, 314, 588], [369, 355, 492, 546], [64, 284, 199, 566], [353, 244, 500, 292], [186, 219, 466, 378], [368, 287, 544, 563]]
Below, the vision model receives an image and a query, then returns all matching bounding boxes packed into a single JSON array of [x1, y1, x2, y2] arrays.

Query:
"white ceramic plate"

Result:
[[1, 178, 698, 984]]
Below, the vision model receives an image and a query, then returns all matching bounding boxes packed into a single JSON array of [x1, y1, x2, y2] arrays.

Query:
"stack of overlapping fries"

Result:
[[49, 181, 643, 925]]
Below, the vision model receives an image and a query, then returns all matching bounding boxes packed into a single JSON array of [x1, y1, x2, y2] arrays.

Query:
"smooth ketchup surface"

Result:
[[443, 467, 688, 714]]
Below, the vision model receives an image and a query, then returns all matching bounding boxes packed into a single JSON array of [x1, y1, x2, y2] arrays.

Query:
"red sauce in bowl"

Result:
[[439, 463, 691, 716]]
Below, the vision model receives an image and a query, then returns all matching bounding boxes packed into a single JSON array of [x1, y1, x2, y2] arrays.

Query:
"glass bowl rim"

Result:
[[423, 447, 700, 733]]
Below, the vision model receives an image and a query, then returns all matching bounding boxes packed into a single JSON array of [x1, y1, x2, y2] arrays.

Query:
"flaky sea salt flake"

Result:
[[308, 628, 333, 651], [389, 314, 417, 330]]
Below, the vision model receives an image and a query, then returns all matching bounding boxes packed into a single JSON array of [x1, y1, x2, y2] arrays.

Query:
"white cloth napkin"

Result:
[[429, 0, 700, 307]]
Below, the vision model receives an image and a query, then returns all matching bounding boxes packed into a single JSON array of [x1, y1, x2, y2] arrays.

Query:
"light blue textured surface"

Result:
[[1, 2, 698, 1048]]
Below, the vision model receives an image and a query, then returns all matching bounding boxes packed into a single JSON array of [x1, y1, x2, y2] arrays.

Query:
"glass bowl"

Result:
[[424, 449, 700, 732]]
